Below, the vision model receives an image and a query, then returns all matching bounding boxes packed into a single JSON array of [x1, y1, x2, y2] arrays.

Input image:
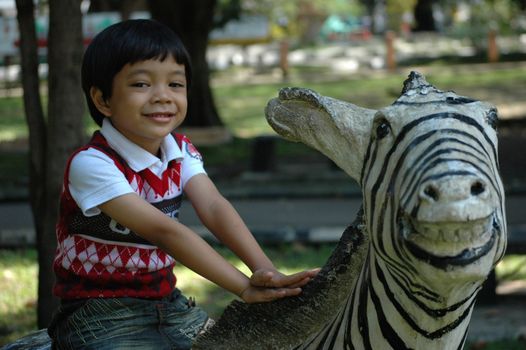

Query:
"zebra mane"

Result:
[[395, 71, 478, 106], [399, 71, 442, 96]]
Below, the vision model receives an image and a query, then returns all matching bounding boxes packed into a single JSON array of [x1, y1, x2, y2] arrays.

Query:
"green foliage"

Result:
[[498, 255, 526, 281], [385, 0, 417, 31], [446, 0, 525, 48], [240, 0, 365, 40], [214, 0, 242, 29]]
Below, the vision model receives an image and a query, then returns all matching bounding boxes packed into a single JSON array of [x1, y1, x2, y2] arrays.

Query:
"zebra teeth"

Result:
[[401, 213, 498, 267], [412, 218, 490, 245]]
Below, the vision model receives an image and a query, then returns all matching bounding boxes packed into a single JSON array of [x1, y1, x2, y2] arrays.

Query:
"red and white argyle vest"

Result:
[[53, 131, 191, 299]]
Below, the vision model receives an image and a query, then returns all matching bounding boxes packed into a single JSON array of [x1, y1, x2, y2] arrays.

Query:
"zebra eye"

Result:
[[486, 108, 498, 130], [376, 119, 391, 139]]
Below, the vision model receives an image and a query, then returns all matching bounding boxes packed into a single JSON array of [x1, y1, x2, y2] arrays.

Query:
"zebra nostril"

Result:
[[423, 185, 439, 202], [471, 181, 486, 196]]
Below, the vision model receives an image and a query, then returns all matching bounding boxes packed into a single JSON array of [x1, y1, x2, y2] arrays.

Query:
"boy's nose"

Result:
[[152, 86, 172, 103]]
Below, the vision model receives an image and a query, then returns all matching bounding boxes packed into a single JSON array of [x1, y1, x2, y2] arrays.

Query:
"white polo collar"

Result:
[[100, 118, 183, 172]]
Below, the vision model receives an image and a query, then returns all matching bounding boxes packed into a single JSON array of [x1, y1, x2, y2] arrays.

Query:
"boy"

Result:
[[48, 19, 317, 349]]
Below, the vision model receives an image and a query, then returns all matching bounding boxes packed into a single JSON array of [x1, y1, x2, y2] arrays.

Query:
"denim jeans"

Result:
[[48, 289, 209, 350]]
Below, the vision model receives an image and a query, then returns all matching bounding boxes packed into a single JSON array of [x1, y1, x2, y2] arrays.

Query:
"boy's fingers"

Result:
[[309, 267, 322, 275], [258, 287, 301, 302], [271, 269, 319, 287], [285, 277, 312, 289], [249, 270, 275, 287], [275, 287, 302, 298], [242, 286, 303, 303], [250, 268, 321, 288]]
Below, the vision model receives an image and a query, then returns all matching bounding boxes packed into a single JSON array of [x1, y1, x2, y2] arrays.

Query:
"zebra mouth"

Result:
[[401, 213, 499, 269]]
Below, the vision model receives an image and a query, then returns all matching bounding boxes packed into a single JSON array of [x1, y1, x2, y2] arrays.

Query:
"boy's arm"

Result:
[[184, 174, 318, 288], [98, 193, 300, 302]]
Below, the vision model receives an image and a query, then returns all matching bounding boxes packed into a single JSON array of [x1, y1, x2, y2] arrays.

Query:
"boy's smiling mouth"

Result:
[[144, 112, 175, 121]]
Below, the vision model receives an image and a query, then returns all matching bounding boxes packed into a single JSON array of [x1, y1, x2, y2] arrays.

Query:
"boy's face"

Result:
[[96, 56, 188, 155]]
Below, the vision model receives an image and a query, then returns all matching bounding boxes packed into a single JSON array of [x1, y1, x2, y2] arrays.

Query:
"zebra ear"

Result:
[[265, 87, 376, 183], [316, 96, 377, 182]]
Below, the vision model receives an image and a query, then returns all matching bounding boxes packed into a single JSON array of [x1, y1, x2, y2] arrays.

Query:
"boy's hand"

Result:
[[250, 268, 320, 289], [240, 268, 320, 303], [240, 284, 302, 303]]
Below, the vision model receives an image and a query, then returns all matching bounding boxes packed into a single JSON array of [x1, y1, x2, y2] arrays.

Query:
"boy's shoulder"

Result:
[[83, 131, 126, 163], [67, 131, 127, 173], [171, 132, 203, 162], [171, 132, 185, 147]]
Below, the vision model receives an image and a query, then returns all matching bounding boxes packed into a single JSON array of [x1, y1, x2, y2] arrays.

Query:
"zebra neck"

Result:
[[357, 257, 477, 349]]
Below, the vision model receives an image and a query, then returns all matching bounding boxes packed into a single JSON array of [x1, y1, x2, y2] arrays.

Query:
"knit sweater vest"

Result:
[[53, 131, 188, 299]]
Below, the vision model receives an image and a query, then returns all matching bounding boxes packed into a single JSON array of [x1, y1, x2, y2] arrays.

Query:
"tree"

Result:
[[15, 0, 84, 328], [243, 0, 364, 43], [148, 0, 230, 127], [148, 0, 366, 126], [385, 0, 417, 31], [88, 0, 144, 21], [413, 0, 436, 31]]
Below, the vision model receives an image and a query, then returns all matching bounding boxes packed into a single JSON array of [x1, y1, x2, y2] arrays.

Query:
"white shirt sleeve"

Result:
[[180, 138, 207, 189], [68, 148, 136, 216]]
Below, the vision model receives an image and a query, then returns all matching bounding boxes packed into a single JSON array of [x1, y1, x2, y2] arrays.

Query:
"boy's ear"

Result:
[[90, 87, 112, 117]]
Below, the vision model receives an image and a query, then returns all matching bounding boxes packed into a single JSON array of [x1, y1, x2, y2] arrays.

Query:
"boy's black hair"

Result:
[[81, 19, 192, 126]]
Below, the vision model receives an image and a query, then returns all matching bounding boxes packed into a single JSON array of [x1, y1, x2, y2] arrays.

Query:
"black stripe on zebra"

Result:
[[364, 113, 500, 260], [400, 136, 498, 211], [386, 262, 479, 318], [364, 112, 498, 196], [357, 254, 373, 350], [368, 270, 412, 349], [374, 260, 477, 339]]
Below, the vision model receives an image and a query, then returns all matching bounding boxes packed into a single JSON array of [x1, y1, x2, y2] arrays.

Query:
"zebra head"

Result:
[[266, 72, 507, 300]]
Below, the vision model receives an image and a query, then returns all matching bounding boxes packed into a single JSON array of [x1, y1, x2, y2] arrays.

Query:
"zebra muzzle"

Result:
[[400, 212, 499, 268]]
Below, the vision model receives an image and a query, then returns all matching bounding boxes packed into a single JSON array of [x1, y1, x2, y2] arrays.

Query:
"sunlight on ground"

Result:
[[0, 130, 24, 143], [0, 255, 37, 316]]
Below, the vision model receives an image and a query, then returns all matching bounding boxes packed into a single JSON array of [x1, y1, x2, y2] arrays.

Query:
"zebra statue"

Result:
[[194, 71, 507, 349]]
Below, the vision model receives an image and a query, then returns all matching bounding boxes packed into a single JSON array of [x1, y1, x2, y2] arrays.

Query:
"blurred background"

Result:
[[0, 0, 525, 348]]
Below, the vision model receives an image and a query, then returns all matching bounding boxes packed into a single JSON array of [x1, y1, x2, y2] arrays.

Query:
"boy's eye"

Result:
[[169, 82, 185, 88], [131, 82, 149, 88]]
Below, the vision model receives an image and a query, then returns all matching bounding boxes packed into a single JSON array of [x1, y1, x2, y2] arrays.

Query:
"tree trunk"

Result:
[[149, 0, 223, 127], [88, 0, 144, 21], [413, 0, 436, 31], [15, 0, 46, 237], [38, 0, 85, 328]]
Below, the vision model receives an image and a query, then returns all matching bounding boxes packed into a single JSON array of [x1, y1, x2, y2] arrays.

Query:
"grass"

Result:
[[0, 249, 38, 344], [212, 64, 526, 136], [0, 247, 525, 347], [0, 97, 27, 142], [2, 64, 526, 141]]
